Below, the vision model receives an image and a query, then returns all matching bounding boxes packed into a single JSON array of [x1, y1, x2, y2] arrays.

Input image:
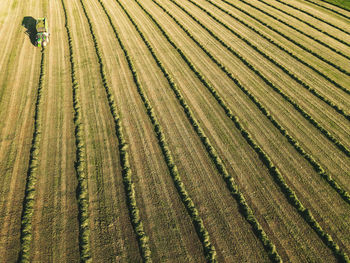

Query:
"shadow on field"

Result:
[[22, 16, 36, 46]]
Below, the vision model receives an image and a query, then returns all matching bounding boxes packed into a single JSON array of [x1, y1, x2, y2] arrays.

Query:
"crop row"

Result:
[[250, 0, 350, 54], [78, 0, 151, 261], [256, 0, 350, 47], [18, 48, 45, 263], [97, 0, 220, 261], [188, 0, 350, 157], [163, 0, 350, 204], [130, 0, 350, 261], [272, 0, 350, 36], [114, 0, 221, 261], [60, 0, 92, 261], [128, 0, 286, 261], [232, 0, 350, 76], [215, 0, 350, 95]]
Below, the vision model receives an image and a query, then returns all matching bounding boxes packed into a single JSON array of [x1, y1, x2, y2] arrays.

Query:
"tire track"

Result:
[[124, 0, 350, 261]]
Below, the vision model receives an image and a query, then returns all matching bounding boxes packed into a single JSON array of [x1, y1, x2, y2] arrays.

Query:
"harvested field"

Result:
[[0, 0, 349, 262]]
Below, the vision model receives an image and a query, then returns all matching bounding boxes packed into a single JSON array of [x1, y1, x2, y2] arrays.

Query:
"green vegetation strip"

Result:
[[214, 0, 350, 95], [128, 0, 350, 261], [121, 0, 285, 261], [160, 0, 350, 205], [227, 0, 350, 76], [187, 0, 350, 158], [78, 0, 151, 261], [271, 0, 350, 35], [256, 0, 350, 48], [302, 0, 350, 19], [18, 49, 45, 263], [113, 0, 218, 261], [97, 0, 219, 261], [61, 0, 91, 260]]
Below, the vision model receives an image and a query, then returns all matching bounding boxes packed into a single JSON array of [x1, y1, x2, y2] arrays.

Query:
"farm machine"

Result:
[[36, 18, 50, 47]]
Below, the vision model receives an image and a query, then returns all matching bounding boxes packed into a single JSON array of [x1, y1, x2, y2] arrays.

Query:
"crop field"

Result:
[[0, 0, 350, 262]]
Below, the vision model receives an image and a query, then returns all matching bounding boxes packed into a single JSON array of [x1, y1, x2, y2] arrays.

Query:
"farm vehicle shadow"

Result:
[[22, 16, 36, 46]]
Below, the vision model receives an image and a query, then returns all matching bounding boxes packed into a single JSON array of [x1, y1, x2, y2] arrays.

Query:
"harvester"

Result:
[[36, 18, 49, 47]]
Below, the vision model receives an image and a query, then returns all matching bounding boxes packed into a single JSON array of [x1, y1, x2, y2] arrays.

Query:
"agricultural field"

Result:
[[0, 0, 349, 261]]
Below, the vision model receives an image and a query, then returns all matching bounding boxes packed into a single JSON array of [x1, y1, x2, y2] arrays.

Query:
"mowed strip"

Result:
[[194, 0, 350, 110], [208, 0, 350, 90], [125, 0, 347, 260], [161, 0, 350, 192], [29, 0, 79, 261], [252, 0, 350, 50], [0, 0, 42, 261], [110, 0, 344, 261], [103, 0, 274, 261], [65, 0, 142, 261], [233, 0, 350, 69], [271, 0, 350, 34], [303, 0, 350, 19], [84, 0, 207, 261]]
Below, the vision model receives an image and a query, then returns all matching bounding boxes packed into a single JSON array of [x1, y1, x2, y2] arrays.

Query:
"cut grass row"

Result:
[[78, 0, 151, 261], [225, 0, 350, 77], [117, 0, 283, 261], [236, 0, 350, 60], [303, 0, 350, 19], [97, 0, 217, 261], [157, 0, 350, 204], [185, 0, 350, 158], [18, 48, 45, 263], [256, 0, 350, 48], [60, 0, 91, 260], [213, 0, 350, 95], [128, 0, 350, 261], [272, 0, 350, 35], [315, 0, 350, 12]]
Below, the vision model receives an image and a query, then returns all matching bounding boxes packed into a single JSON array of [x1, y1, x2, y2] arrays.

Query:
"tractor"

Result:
[[36, 18, 50, 47]]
